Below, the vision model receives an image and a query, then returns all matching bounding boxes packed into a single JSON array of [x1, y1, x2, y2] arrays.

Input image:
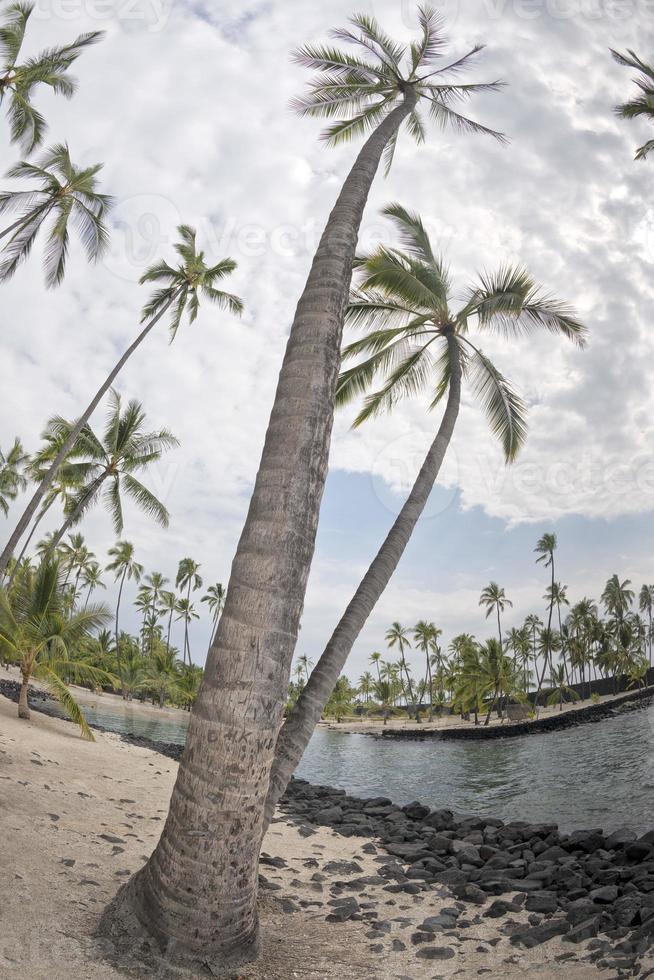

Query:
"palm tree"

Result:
[[144, 643, 181, 708], [601, 574, 634, 625], [0, 224, 242, 578], [143, 571, 168, 656], [106, 540, 143, 693], [546, 664, 581, 712], [106, 9, 509, 963], [413, 620, 440, 719], [201, 582, 225, 647], [297, 653, 313, 683], [479, 582, 512, 650], [373, 678, 393, 724], [611, 49, 654, 161], [0, 437, 28, 515], [0, 3, 103, 152], [358, 670, 374, 704], [0, 556, 112, 734], [639, 584, 654, 667], [0, 144, 112, 286], [58, 532, 90, 589], [175, 662, 203, 710], [80, 561, 105, 611], [45, 391, 178, 547], [265, 205, 585, 823], [176, 558, 202, 666], [369, 650, 382, 682], [534, 532, 557, 694], [175, 597, 199, 667], [385, 621, 417, 716], [158, 589, 177, 657]]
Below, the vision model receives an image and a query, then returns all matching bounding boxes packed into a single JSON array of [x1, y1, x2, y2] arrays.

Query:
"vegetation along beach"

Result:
[[1, 2, 654, 977]]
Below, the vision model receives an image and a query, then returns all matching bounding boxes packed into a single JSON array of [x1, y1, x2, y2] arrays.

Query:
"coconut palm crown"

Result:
[[336, 203, 587, 457], [0, 143, 112, 286], [611, 49, 654, 161], [140, 224, 244, 341], [0, 2, 103, 152], [292, 5, 506, 172]]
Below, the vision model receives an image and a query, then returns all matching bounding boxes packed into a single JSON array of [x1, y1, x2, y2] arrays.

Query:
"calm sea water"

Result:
[[38, 697, 654, 834]]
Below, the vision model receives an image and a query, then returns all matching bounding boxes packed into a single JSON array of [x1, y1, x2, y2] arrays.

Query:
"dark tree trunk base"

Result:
[[97, 872, 260, 978]]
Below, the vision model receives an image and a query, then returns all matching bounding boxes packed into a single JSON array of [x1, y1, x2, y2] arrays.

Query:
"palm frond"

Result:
[[462, 339, 527, 462], [33, 665, 94, 740]]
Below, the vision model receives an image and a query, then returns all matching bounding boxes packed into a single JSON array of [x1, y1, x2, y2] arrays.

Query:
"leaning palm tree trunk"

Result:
[[0, 295, 179, 577], [263, 334, 461, 828], [102, 94, 417, 973]]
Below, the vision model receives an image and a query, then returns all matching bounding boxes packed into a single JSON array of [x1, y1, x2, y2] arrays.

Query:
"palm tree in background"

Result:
[[386, 621, 416, 715], [358, 670, 374, 703], [266, 204, 585, 824], [601, 574, 634, 625], [158, 589, 177, 657], [297, 653, 313, 684], [110, 8, 512, 961], [479, 582, 512, 650], [143, 571, 168, 656], [175, 597, 199, 666], [546, 663, 580, 712], [201, 582, 226, 647], [639, 584, 654, 666], [611, 49, 654, 161], [413, 620, 440, 719], [0, 437, 28, 515], [534, 532, 557, 695], [369, 650, 382, 682], [58, 532, 91, 590], [80, 561, 105, 610], [44, 391, 178, 547], [0, 144, 112, 286], [0, 3, 103, 152], [106, 540, 142, 693], [0, 557, 112, 735], [176, 557, 202, 666], [0, 225, 242, 579]]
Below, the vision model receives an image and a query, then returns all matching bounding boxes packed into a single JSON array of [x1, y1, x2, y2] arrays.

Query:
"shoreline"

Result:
[[321, 685, 654, 739], [2, 693, 652, 978]]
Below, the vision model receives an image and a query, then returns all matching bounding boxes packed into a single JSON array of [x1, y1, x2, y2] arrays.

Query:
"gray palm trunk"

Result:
[[114, 566, 128, 698], [263, 332, 461, 829], [101, 93, 417, 973], [0, 294, 178, 578]]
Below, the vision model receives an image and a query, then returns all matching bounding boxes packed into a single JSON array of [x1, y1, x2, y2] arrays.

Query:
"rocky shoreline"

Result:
[[86, 722, 654, 974]]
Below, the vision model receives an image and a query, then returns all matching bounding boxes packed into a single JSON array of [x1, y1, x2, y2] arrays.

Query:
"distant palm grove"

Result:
[[0, 1, 652, 975], [293, 533, 653, 727]]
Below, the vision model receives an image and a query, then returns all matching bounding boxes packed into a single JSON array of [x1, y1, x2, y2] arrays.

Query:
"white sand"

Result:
[[0, 692, 638, 978]]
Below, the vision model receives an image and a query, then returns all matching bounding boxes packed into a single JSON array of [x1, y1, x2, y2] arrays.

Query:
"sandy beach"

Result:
[[1, 691, 641, 979]]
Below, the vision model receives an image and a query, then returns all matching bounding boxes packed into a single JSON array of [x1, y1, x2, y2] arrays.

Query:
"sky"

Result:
[[1, 0, 653, 681]]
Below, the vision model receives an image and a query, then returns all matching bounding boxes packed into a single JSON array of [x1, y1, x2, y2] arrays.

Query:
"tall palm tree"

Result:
[[385, 621, 416, 714], [0, 144, 112, 285], [0, 3, 103, 152], [369, 650, 382, 682], [44, 391, 178, 547], [265, 204, 585, 823], [158, 589, 177, 657], [80, 560, 105, 611], [0, 556, 112, 734], [176, 558, 202, 666], [601, 574, 634, 625], [0, 224, 242, 578], [201, 582, 225, 647], [639, 584, 654, 667], [611, 49, 654, 161], [0, 436, 28, 516], [413, 620, 440, 719], [58, 532, 89, 587], [534, 532, 557, 694], [546, 664, 580, 712], [105, 9, 509, 964], [297, 653, 313, 683], [479, 582, 512, 650], [142, 571, 168, 655], [175, 597, 199, 666], [106, 540, 143, 692], [358, 670, 374, 703]]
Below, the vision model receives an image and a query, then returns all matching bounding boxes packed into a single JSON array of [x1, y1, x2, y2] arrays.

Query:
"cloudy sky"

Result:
[[1, 0, 653, 681]]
